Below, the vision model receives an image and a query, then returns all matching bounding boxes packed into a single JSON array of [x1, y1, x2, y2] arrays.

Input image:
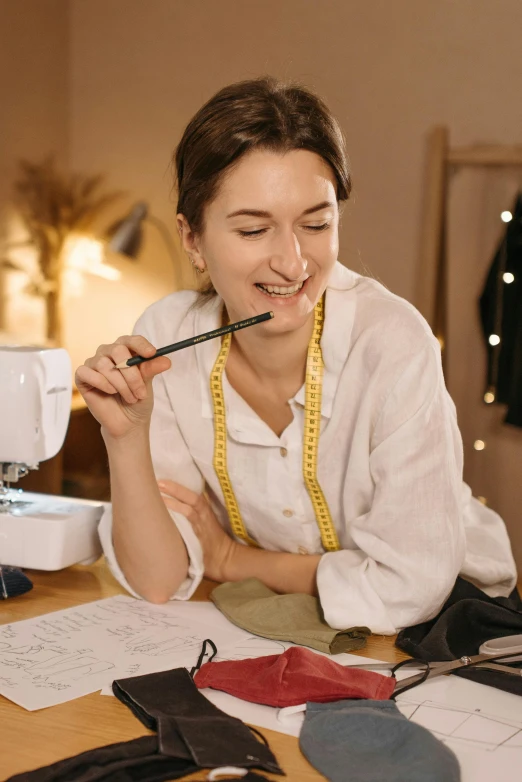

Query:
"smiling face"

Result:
[[179, 148, 340, 334]]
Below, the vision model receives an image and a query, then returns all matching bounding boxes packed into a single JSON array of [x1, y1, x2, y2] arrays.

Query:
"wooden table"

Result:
[[0, 560, 409, 781]]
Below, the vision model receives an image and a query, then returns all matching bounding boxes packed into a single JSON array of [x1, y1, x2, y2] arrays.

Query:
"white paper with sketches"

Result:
[[0, 595, 252, 710]]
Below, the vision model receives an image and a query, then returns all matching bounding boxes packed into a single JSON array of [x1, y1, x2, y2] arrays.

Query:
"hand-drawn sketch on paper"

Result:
[[214, 636, 287, 661], [0, 595, 245, 710], [397, 699, 522, 752]]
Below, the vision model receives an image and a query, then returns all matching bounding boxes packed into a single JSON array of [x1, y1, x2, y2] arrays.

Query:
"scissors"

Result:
[[343, 635, 522, 697]]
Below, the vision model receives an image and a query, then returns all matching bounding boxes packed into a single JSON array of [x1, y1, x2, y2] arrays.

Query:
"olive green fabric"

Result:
[[211, 578, 371, 655]]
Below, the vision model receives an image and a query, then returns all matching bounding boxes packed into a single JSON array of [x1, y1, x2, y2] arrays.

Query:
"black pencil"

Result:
[[114, 311, 274, 368]]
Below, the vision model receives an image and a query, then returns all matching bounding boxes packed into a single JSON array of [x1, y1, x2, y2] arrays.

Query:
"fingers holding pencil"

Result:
[[78, 335, 170, 400], [112, 335, 171, 388], [75, 335, 172, 439]]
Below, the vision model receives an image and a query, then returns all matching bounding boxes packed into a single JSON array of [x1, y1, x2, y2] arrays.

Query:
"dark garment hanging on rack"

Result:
[[479, 191, 522, 427]]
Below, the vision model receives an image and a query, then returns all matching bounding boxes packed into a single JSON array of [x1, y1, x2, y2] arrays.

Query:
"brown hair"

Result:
[[174, 76, 351, 295]]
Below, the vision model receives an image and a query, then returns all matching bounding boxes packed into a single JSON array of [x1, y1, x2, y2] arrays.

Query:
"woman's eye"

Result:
[[304, 222, 330, 232], [237, 228, 267, 237], [237, 222, 330, 238]]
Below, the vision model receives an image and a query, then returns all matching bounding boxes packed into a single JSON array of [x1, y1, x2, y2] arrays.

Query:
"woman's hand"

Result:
[[157, 480, 236, 583], [75, 335, 171, 441]]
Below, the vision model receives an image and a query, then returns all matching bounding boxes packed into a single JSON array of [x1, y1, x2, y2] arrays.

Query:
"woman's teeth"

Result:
[[255, 281, 304, 297]]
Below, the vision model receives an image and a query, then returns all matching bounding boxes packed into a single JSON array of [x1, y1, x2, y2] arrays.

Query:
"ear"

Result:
[[176, 213, 206, 273]]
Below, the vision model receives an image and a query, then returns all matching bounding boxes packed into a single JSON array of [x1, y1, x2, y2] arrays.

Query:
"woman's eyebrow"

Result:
[[226, 200, 336, 219], [301, 200, 336, 215]]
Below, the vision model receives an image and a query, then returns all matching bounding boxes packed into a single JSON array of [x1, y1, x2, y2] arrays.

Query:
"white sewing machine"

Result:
[[0, 346, 103, 570]]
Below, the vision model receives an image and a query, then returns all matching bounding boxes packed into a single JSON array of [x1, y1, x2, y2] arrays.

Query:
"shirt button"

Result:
[[282, 509, 294, 518], [280, 447, 288, 457], [298, 546, 309, 555]]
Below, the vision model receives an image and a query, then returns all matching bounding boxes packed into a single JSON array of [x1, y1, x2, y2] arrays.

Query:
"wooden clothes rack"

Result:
[[416, 127, 522, 371]]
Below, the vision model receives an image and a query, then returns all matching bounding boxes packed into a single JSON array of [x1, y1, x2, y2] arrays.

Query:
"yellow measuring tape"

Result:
[[210, 295, 340, 552]]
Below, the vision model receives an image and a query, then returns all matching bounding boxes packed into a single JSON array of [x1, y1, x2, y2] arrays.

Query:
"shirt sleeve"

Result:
[[317, 340, 466, 635], [98, 315, 205, 601]]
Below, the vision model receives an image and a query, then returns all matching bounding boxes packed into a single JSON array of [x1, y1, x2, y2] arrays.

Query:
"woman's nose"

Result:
[[269, 231, 308, 281]]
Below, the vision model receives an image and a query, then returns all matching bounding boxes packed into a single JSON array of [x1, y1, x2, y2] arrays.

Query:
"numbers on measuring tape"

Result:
[[210, 295, 340, 552]]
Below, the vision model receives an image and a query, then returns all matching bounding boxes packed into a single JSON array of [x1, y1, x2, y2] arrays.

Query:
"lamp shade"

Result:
[[107, 201, 148, 258]]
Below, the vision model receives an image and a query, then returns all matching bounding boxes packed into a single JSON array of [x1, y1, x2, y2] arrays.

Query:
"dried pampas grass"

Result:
[[4, 157, 123, 345]]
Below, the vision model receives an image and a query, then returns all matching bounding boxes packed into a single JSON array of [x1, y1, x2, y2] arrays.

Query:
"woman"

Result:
[[76, 77, 516, 635]]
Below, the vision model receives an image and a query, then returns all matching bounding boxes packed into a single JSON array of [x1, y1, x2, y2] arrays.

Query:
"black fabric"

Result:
[[479, 191, 522, 427], [0, 565, 33, 599], [113, 666, 283, 774], [396, 577, 522, 696], [5, 735, 198, 782], [7, 665, 282, 781]]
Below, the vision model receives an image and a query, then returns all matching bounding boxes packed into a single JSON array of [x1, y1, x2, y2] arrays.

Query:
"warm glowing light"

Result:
[[63, 268, 84, 297], [473, 440, 486, 451], [477, 496, 488, 505], [503, 272, 515, 284], [501, 210, 513, 223], [65, 236, 121, 282], [488, 334, 500, 346], [484, 391, 495, 403]]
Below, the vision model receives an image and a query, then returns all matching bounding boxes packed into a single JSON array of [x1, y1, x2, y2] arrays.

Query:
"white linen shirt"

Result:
[[99, 262, 517, 634]]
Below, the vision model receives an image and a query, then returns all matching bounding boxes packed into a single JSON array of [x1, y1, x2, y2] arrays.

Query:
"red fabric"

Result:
[[193, 646, 395, 707]]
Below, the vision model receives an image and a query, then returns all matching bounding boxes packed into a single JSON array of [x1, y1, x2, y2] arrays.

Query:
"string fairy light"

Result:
[[476, 205, 516, 501], [481, 207, 512, 406], [474, 199, 521, 508]]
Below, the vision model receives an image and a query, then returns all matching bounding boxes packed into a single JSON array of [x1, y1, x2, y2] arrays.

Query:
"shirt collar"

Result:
[[196, 261, 360, 435]]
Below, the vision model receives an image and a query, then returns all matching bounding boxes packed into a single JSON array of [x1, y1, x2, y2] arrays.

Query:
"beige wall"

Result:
[[1, 0, 521, 568], [68, 0, 522, 296], [0, 0, 69, 332]]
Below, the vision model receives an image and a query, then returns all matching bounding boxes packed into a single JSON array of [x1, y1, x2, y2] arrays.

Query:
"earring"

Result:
[[188, 255, 205, 274]]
